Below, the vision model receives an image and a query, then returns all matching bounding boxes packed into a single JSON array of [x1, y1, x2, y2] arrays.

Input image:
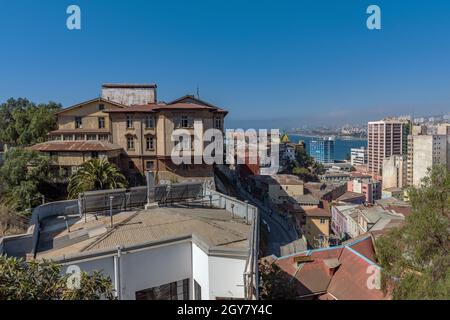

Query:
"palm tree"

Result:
[[67, 158, 128, 199]]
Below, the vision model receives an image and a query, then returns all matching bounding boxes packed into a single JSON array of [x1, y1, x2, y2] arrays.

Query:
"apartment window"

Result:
[[87, 134, 96, 141], [127, 136, 135, 150], [181, 116, 189, 128], [145, 116, 155, 129], [98, 104, 105, 111], [98, 117, 105, 129], [75, 117, 82, 129], [63, 135, 72, 141], [146, 136, 155, 150], [75, 134, 85, 141], [146, 161, 155, 171], [126, 114, 134, 128], [91, 152, 99, 159], [320, 218, 327, 224], [98, 134, 109, 141], [214, 117, 222, 129], [194, 280, 202, 300], [135, 279, 189, 300]]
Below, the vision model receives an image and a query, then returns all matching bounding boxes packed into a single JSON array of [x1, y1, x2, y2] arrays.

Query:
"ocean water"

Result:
[[288, 135, 367, 161]]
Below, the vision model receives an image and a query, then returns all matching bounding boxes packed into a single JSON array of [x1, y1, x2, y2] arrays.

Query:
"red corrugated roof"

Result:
[[274, 236, 389, 300], [29, 141, 123, 152]]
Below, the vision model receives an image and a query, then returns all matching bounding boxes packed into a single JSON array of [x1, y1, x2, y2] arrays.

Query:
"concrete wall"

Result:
[[57, 100, 120, 131], [102, 87, 156, 106], [413, 135, 446, 186], [208, 255, 246, 299], [382, 155, 406, 189]]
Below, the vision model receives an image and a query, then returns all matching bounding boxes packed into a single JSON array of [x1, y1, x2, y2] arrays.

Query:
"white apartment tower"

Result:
[[412, 134, 450, 186]]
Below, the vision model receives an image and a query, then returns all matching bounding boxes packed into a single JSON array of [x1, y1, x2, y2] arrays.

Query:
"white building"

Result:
[[0, 185, 259, 300], [412, 134, 450, 186], [382, 155, 407, 189], [350, 147, 368, 166]]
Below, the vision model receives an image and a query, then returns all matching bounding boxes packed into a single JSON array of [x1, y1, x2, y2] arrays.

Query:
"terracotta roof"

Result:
[[49, 129, 111, 135], [55, 97, 127, 115], [105, 102, 227, 114], [337, 191, 366, 202], [303, 207, 331, 218], [105, 104, 162, 113], [275, 236, 389, 300], [29, 141, 123, 152]]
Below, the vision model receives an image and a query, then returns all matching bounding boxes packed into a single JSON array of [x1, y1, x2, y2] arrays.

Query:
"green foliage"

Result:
[[68, 158, 128, 199], [0, 98, 61, 147], [284, 147, 321, 182], [259, 260, 297, 300], [0, 148, 53, 212], [0, 255, 115, 300], [376, 165, 450, 300]]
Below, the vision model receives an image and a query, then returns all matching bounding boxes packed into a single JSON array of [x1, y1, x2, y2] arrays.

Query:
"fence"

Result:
[[78, 182, 205, 217]]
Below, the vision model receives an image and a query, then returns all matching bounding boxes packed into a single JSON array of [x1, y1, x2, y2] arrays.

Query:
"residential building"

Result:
[[347, 178, 381, 204], [382, 187, 406, 201], [331, 204, 405, 241], [304, 182, 347, 203], [336, 191, 366, 205], [406, 125, 427, 186], [30, 84, 227, 183], [367, 119, 409, 177], [412, 134, 450, 186], [251, 174, 304, 204], [268, 235, 389, 300], [320, 172, 351, 183], [382, 155, 407, 189], [0, 185, 259, 300], [309, 137, 334, 164], [350, 147, 367, 166], [302, 207, 331, 248]]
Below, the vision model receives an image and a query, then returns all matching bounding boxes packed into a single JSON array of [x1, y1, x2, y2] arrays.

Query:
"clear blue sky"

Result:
[[1, 0, 450, 128]]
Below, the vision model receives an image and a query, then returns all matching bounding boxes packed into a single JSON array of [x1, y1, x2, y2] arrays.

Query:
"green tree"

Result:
[[376, 165, 450, 300], [68, 158, 128, 199], [259, 259, 297, 300], [0, 98, 61, 147], [0, 255, 115, 300], [0, 148, 53, 212]]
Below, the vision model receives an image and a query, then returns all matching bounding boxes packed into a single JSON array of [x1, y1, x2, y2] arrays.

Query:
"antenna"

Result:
[[196, 85, 200, 99]]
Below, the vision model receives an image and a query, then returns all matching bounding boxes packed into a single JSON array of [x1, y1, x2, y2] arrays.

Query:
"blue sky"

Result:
[[1, 0, 450, 128]]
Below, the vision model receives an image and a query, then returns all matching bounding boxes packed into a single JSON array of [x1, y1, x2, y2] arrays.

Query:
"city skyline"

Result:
[[1, 1, 450, 128]]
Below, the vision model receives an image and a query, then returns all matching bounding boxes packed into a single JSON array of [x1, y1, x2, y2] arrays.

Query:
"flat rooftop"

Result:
[[36, 205, 250, 260]]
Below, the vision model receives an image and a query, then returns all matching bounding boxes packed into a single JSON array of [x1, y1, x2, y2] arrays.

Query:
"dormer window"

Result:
[[126, 114, 134, 129], [98, 104, 105, 111], [214, 117, 222, 129], [181, 116, 189, 128], [75, 117, 82, 129], [145, 115, 155, 129]]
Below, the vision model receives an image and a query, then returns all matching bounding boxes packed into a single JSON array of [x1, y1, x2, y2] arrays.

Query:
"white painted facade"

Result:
[[350, 147, 367, 166], [59, 237, 248, 300], [413, 134, 449, 186]]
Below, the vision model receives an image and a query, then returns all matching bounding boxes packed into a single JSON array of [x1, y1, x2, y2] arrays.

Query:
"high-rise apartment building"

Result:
[[412, 134, 449, 186], [350, 147, 368, 166], [367, 119, 409, 177], [310, 137, 334, 164]]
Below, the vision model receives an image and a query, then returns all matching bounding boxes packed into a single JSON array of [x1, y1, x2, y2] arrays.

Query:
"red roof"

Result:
[[29, 141, 122, 152], [105, 95, 228, 114], [274, 236, 389, 300], [303, 207, 331, 218]]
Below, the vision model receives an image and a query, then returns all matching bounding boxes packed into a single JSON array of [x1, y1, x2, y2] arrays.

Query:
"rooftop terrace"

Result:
[[36, 204, 251, 260]]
